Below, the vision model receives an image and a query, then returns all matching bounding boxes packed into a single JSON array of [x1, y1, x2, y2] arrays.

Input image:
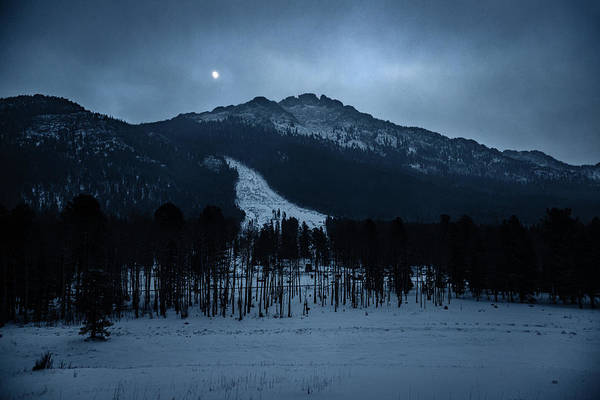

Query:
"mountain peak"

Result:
[[279, 93, 345, 109], [187, 94, 296, 126], [247, 96, 277, 106], [279, 93, 318, 107], [298, 93, 319, 104], [319, 94, 344, 108]]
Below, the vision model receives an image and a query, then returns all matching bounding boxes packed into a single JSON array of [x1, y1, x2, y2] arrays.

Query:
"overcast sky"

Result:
[[1, 0, 598, 165]]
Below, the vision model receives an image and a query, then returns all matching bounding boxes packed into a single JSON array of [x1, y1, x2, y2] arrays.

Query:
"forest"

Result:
[[1, 194, 598, 338]]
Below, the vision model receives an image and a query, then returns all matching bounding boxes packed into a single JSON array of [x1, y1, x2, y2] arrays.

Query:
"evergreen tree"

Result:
[[78, 268, 113, 340], [298, 222, 312, 260], [62, 195, 113, 339]]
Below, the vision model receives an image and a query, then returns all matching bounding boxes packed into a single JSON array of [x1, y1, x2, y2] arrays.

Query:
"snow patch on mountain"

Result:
[[225, 157, 326, 228]]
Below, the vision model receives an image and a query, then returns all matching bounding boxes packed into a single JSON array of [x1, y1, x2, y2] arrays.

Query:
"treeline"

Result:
[[1, 195, 599, 330], [328, 212, 599, 309]]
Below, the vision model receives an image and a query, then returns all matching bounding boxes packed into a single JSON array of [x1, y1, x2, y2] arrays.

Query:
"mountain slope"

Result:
[[1, 94, 598, 223], [0, 95, 242, 219], [183, 94, 600, 185]]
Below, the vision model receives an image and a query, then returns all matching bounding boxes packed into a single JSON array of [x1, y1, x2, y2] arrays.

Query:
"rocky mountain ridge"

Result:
[[182, 93, 599, 184]]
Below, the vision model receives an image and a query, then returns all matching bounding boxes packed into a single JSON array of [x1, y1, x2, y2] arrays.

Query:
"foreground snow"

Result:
[[225, 157, 326, 228], [1, 295, 599, 400]]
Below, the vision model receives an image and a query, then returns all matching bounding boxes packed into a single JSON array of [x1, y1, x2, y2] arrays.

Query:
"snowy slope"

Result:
[[225, 157, 326, 228]]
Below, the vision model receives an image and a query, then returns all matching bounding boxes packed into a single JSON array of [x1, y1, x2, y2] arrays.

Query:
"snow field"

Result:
[[225, 157, 326, 229], [1, 291, 599, 400]]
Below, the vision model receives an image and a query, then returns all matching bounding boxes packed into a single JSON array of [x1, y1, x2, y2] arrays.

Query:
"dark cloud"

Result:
[[1, 0, 599, 164]]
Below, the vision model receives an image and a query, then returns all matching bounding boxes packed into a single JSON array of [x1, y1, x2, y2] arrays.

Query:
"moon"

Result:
[[211, 70, 220, 79]]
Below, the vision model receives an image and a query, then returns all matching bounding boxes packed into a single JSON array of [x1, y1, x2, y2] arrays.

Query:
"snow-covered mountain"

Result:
[[182, 93, 600, 184], [2, 94, 599, 222]]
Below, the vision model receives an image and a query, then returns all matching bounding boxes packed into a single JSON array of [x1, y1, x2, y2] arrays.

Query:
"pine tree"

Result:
[[78, 268, 113, 340], [62, 195, 113, 340]]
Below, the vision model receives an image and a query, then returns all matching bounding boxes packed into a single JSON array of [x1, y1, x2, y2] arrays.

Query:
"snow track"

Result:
[[225, 157, 326, 228]]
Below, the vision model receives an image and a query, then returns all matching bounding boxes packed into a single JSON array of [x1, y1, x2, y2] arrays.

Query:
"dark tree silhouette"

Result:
[[62, 195, 113, 339]]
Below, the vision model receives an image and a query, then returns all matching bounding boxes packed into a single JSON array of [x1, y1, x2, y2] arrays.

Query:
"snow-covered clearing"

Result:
[[225, 157, 326, 228], [1, 295, 599, 400]]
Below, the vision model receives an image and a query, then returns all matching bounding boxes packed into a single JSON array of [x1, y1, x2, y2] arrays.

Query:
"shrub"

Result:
[[32, 351, 53, 371]]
